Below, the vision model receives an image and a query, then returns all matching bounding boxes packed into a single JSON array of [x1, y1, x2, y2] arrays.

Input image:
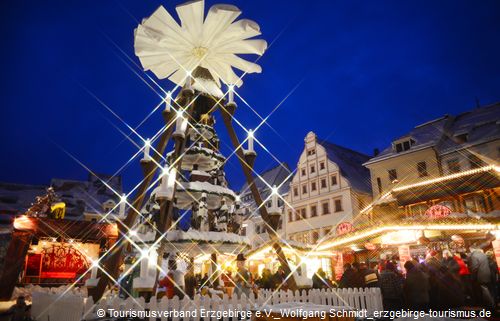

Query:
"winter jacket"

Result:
[[443, 257, 460, 275], [403, 267, 429, 306], [339, 268, 363, 288], [379, 270, 403, 300], [454, 256, 470, 276], [469, 250, 491, 284]]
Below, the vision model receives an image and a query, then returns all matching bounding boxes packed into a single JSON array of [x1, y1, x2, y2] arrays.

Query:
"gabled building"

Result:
[[239, 162, 292, 248], [364, 102, 500, 220], [283, 132, 372, 245]]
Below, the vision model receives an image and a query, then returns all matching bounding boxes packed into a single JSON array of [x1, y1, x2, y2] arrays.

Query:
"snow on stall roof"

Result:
[[0, 173, 123, 226], [318, 140, 372, 194]]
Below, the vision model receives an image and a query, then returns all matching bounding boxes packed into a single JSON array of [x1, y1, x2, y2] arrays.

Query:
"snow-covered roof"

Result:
[[239, 162, 292, 211], [365, 102, 500, 165], [0, 173, 122, 226], [439, 102, 500, 155], [318, 140, 372, 195], [365, 116, 449, 165]]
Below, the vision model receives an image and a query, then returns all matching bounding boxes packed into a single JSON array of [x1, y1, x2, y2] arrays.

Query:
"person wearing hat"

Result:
[[235, 253, 252, 298]]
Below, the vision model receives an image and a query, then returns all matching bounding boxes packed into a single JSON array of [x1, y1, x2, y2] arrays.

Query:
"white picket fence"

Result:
[[31, 288, 383, 321]]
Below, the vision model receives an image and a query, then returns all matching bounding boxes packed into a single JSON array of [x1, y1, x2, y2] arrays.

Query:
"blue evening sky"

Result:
[[1, 0, 499, 191]]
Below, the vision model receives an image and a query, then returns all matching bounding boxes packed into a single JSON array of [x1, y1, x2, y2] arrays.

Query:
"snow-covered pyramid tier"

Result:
[[166, 145, 225, 172]]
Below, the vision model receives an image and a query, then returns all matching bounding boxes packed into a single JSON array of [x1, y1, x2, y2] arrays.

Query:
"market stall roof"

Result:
[[316, 216, 500, 251], [391, 165, 500, 206]]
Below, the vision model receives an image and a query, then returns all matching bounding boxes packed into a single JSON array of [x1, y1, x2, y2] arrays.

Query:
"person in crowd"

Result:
[[438, 263, 466, 309], [485, 250, 499, 304], [258, 268, 274, 289], [454, 252, 472, 304], [339, 263, 362, 288], [351, 262, 365, 288], [158, 269, 175, 299], [234, 254, 252, 298], [378, 261, 404, 311], [184, 260, 197, 299], [200, 273, 209, 287], [403, 260, 429, 311], [469, 246, 494, 308], [272, 266, 288, 291], [1, 296, 31, 321], [359, 262, 379, 288], [312, 268, 329, 288], [442, 250, 460, 277], [424, 249, 443, 309], [169, 259, 185, 298]]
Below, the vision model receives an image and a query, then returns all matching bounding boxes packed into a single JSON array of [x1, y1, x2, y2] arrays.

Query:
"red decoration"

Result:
[[336, 222, 354, 235], [425, 204, 451, 219], [39, 244, 89, 279]]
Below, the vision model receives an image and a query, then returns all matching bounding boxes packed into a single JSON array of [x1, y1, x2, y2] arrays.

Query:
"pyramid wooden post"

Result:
[[219, 102, 297, 291]]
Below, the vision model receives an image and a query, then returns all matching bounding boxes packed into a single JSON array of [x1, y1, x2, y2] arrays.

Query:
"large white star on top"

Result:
[[134, 0, 267, 91]]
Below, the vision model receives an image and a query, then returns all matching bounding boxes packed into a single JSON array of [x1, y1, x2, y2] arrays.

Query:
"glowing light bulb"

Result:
[[165, 92, 172, 112], [247, 129, 254, 152], [228, 84, 235, 104], [143, 139, 151, 161]]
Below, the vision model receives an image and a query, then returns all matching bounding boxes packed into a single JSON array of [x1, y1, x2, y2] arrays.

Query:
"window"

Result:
[[469, 155, 485, 169], [334, 199, 343, 212], [307, 149, 316, 156], [295, 209, 301, 221], [463, 194, 487, 213], [320, 179, 327, 189], [394, 138, 415, 153], [310, 165, 315, 174], [417, 162, 428, 177], [377, 177, 382, 194], [288, 210, 294, 222], [455, 133, 468, 143], [302, 184, 307, 194], [408, 203, 428, 216], [324, 228, 331, 237], [320, 162, 325, 170], [311, 182, 317, 191], [293, 187, 298, 197], [310, 205, 317, 217], [447, 159, 461, 173], [301, 168, 306, 176], [301, 208, 307, 219], [331, 175, 338, 186], [388, 169, 398, 182], [322, 201, 330, 215]]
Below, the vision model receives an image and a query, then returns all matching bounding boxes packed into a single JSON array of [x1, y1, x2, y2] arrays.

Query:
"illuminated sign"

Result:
[[425, 204, 451, 219], [336, 222, 354, 235]]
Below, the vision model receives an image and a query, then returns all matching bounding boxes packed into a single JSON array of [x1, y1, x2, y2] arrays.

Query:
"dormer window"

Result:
[[307, 149, 316, 156], [393, 138, 415, 153]]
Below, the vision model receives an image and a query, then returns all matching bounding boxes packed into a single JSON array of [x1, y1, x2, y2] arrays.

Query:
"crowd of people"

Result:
[[334, 247, 499, 311], [118, 247, 499, 313]]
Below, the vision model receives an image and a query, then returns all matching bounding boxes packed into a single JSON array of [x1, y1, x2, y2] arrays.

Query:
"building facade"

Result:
[[239, 162, 292, 248], [284, 132, 372, 245], [364, 102, 500, 220]]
